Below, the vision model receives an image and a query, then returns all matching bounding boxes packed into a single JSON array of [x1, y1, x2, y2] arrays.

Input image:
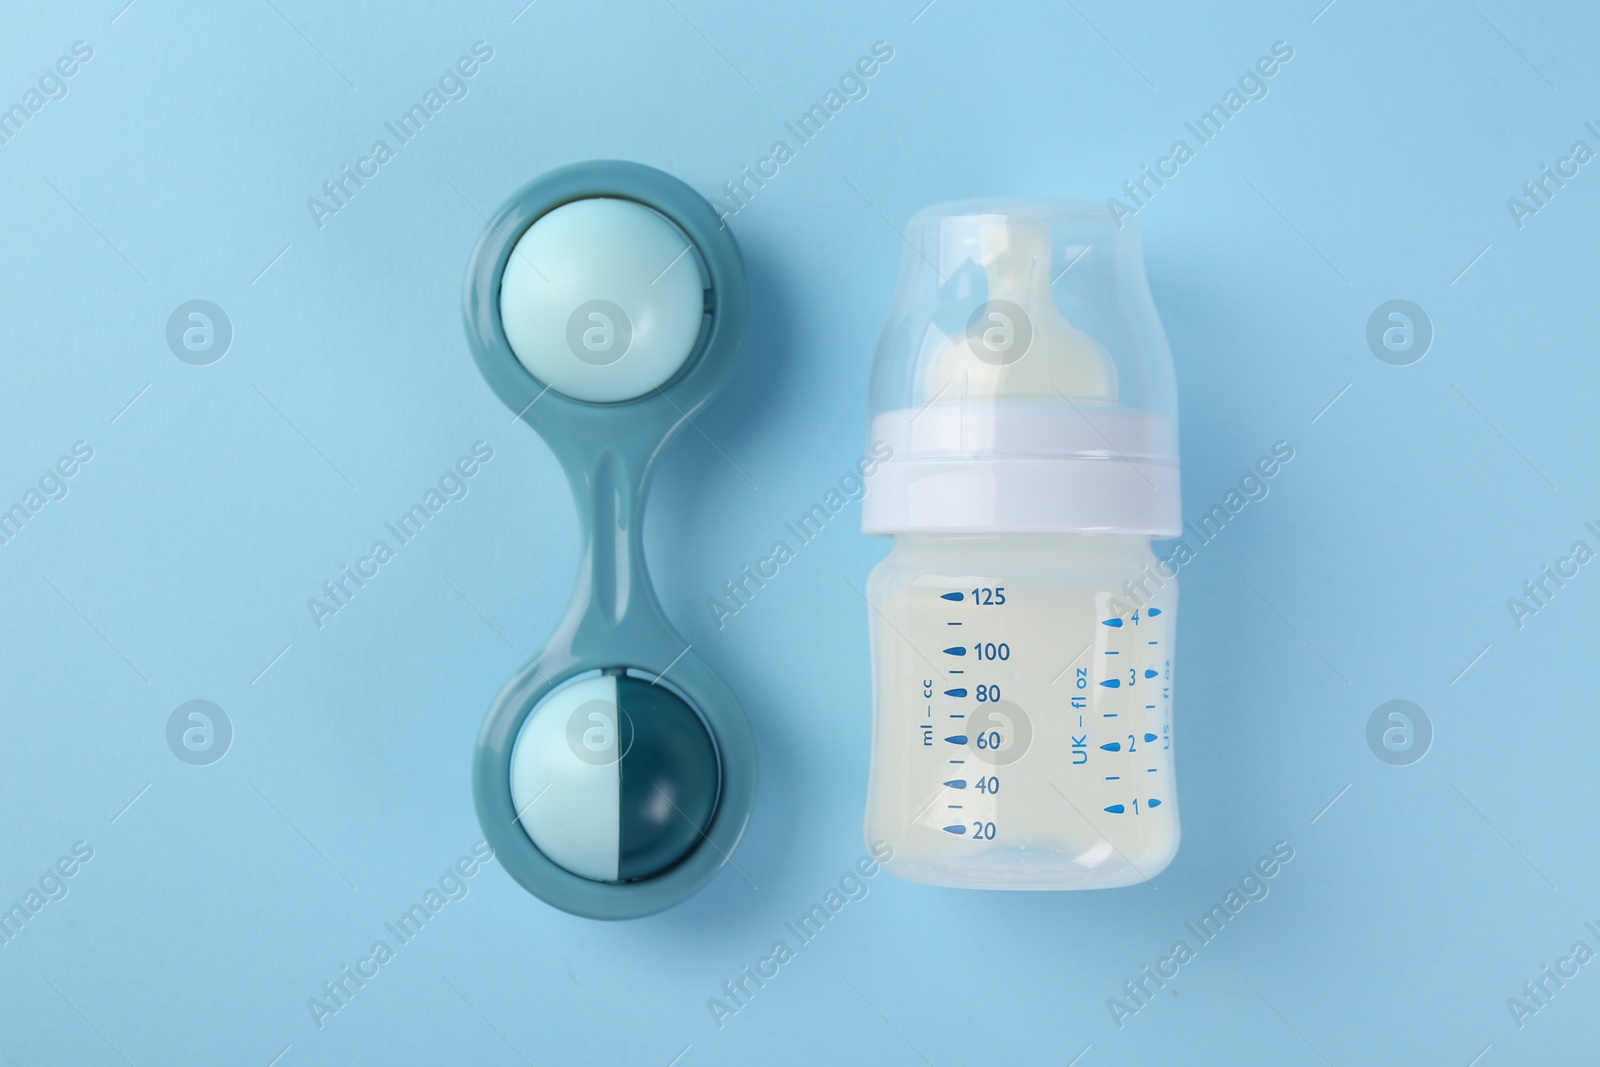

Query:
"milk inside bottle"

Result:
[[861, 201, 1183, 889]]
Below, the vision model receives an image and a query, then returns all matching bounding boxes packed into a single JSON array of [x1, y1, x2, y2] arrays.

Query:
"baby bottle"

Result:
[[861, 201, 1182, 889]]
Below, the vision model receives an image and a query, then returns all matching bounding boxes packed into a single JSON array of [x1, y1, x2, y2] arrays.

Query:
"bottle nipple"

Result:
[[922, 220, 1118, 403]]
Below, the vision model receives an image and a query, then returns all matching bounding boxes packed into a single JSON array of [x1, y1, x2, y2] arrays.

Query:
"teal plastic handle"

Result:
[[462, 161, 757, 919]]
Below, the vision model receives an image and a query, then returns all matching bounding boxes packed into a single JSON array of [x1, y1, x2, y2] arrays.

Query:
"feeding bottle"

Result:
[[861, 200, 1182, 889]]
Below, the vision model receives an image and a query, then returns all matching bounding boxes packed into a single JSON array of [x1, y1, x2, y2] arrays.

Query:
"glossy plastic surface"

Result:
[[863, 200, 1180, 535], [462, 160, 756, 919], [508, 670, 719, 884], [500, 198, 706, 403], [864, 533, 1179, 889]]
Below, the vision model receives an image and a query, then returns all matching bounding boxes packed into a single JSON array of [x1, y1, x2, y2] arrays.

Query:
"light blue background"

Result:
[[1, 1, 1596, 1063]]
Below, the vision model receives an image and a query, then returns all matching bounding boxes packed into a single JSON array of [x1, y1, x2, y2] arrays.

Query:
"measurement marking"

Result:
[[1103, 712, 1118, 717], [1451, 243, 1493, 285], [1050, 783, 1160, 888], [1148, 768, 1157, 773], [949, 670, 964, 674], [947, 804, 963, 809], [947, 621, 961, 625], [1310, 382, 1352, 424], [1310, 783, 1351, 824], [1452, 643, 1492, 685], [1105, 776, 1120, 781], [110, 783, 152, 824], [1105, 650, 1119, 655], [948, 759, 965, 764]]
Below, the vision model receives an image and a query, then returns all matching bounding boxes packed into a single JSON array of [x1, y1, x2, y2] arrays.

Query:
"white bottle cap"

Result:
[[862, 200, 1180, 536]]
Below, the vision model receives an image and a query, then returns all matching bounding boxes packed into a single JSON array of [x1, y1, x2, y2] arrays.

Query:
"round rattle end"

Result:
[[499, 198, 706, 404], [508, 671, 719, 883]]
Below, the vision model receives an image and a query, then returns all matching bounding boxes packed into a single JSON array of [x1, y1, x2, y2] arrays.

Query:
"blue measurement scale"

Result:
[[910, 585, 1171, 849], [1086, 594, 1171, 819], [922, 585, 1025, 845]]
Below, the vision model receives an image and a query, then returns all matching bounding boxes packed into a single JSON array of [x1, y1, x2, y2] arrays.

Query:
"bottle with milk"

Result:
[[861, 201, 1183, 889]]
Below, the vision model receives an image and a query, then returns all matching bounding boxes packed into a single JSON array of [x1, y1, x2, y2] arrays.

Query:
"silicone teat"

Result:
[[922, 220, 1118, 403]]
